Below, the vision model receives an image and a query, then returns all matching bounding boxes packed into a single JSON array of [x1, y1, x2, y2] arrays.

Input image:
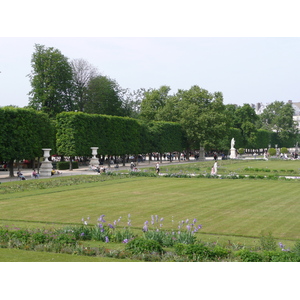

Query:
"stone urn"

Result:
[[39, 148, 53, 177], [90, 147, 99, 166]]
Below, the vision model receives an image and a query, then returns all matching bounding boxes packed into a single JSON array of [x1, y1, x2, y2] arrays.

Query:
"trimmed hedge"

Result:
[[56, 161, 79, 170]]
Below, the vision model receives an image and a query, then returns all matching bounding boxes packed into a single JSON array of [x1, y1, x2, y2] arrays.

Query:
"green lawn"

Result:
[[157, 158, 300, 177], [1, 173, 300, 240], [0, 248, 137, 262]]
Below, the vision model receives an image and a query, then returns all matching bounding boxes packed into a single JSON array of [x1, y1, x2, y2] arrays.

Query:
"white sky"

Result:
[[1, 1, 300, 109]]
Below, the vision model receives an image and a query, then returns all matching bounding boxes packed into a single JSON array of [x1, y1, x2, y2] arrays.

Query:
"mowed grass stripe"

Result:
[[1, 177, 300, 239]]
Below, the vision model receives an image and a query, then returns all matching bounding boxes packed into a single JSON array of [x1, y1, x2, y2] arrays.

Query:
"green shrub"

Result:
[[259, 232, 276, 251], [56, 161, 79, 170], [262, 250, 299, 262], [125, 237, 164, 254], [238, 148, 245, 155], [174, 243, 210, 261], [237, 249, 263, 262], [268, 148, 276, 156], [281, 147, 288, 154]]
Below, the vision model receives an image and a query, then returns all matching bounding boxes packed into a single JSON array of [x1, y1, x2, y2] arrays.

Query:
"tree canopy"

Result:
[[28, 44, 74, 118], [259, 101, 298, 143]]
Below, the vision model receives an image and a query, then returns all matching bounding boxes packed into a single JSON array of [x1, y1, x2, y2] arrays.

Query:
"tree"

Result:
[[224, 104, 259, 148], [0, 107, 54, 177], [85, 75, 125, 116], [140, 86, 172, 121], [28, 44, 75, 118], [259, 101, 298, 143], [70, 58, 98, 112], [152, 86, 230, 151], [119, 88, 144, 119]]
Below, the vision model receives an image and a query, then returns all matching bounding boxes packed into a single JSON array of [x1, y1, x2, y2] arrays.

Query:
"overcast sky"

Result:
[[1, 1, 300, 109], [1, 37, 300, 108]]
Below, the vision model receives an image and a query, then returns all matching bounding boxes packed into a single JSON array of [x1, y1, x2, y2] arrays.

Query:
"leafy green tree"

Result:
[[85, 75, 125, 116], [259, 101, 298, 142], [224, 104, 258, 148], [28, 44, 75, 118], [153, 86, 229, 151], [0, 107, 54, 177], [140, 86, 172, 120]]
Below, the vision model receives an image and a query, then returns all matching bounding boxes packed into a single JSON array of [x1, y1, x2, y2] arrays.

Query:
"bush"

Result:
[[259, 232, 276, 251], [268, 148, 276, 156], [56, 161, 79, 170], [281, 147, 288, 154], [238, 148, 245, 155], [125, 237, 164, 255], [174, 243, 229, 261], [237, 249, 263, 262], [262, 251, 300, 262]]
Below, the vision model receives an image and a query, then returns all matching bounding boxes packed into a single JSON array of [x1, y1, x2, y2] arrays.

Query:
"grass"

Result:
[[157, 158, 300, 177], [1, 159, 300, 261], [0, 248, 137, 262]]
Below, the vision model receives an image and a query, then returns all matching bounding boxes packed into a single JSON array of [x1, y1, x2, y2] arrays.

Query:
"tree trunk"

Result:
[[69, 157, 73, 171], [9, 159, 14, 177]]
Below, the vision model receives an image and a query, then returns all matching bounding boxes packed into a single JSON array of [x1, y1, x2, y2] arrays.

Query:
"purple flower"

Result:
[[144, 220, 149, 225], [186, 225, 191, 231], [105, 236, 109, 243], [127, 221, 131, 226], [279, 242, 284, 248], [80, 232, 85, 236], [108, 223, 114, 229], [122, 239, 129, 243], [98, 214, 106, 222], [160, 217, 164, 222], [143, 224, 148, 232], [193, 218, 197, 223], [197, 225, 202, 229], [113, 220, 117, 226]]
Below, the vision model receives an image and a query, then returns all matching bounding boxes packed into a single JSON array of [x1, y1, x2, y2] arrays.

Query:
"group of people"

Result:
[[17, 169, 62, 179], [91, 165, 106, 173]]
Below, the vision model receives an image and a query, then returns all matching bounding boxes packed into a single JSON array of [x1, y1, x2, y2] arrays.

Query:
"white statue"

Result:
[[231, 138, 235, 149]]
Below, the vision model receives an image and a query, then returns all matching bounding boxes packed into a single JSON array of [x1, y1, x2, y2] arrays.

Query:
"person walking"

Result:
[[155, 162, 160, 174]]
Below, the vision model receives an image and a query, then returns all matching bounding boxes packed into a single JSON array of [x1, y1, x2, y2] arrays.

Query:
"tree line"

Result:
[[25, 44, 299, 151], [1, 43, 299, 177]]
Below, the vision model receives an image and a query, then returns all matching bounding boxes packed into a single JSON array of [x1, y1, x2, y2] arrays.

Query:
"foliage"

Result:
[[174, 243, 230, 261], [85, 75, 125, 116], [140, 86, 171, 121], [70, 58, 98, 112], [0, 107, 54, 176], [237, 249, 263, 262], [56, 161, 79, 170], [268, 148, 276, 156], [28, 44, 74, 118], [281, 147, 288, 154], [238, 148, 245, 154], [125, 237, 164, 255], [56, 112, 183, 158], [140, 85, 230, 150], [259, 232, 277, 251], [259, 101, 298, 144]]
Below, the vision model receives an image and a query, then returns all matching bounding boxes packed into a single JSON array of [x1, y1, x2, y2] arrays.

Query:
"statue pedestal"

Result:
[[198, 147, 205, 161], [230, 148, 236, 159], [90, 147, 99, 167], [40, 160, 53, 177], [40, 148, 53, 177]]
